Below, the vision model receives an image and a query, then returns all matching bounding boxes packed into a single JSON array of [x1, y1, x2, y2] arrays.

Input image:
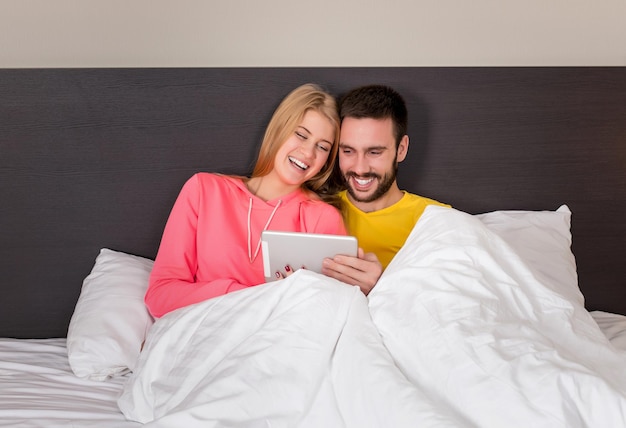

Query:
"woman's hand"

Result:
[[274, 264, 305, 280]]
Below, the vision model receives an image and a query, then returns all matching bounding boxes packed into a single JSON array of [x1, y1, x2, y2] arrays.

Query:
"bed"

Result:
[[1, 67, 625, 427]]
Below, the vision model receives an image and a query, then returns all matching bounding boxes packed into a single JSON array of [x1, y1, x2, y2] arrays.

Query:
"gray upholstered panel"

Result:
[[1, 67, 624, 338]]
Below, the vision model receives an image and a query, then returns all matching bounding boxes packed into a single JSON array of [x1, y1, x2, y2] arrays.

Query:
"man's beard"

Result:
[[343, 163, 398, 204]]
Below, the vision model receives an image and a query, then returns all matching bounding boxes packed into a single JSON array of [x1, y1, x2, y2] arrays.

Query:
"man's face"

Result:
[[338, 117, 407, 205]]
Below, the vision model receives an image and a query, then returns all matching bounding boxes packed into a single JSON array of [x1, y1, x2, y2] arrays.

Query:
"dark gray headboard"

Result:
[[1, 67, 625, 338]]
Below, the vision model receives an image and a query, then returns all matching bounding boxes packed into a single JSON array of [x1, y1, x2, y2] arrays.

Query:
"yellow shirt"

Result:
[[339, 190, 450, 269]]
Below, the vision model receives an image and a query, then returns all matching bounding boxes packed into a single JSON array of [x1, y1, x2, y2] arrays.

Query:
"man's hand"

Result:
[[321, 248, 383, 295]]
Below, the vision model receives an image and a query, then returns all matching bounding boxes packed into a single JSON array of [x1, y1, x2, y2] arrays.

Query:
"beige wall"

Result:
[[1, 0, 625, 68]]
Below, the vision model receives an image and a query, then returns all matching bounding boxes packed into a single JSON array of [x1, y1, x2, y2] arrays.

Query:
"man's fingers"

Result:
[[331, 254, 367, 272], [322, 258, 359, 282]]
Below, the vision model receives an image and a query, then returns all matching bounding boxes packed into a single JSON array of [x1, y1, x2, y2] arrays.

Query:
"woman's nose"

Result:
[[301, 141, 315, 158]]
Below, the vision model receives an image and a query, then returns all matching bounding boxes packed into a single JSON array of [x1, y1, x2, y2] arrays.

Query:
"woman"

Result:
[[145, 84, 346, 318]]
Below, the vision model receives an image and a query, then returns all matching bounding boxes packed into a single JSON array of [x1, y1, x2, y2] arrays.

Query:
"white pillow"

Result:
[[475, 204, 582, 305], [67, 248, 154, 381]]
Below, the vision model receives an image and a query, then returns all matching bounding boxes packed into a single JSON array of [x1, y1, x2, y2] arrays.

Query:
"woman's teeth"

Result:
[[289, 157, 308, 170]]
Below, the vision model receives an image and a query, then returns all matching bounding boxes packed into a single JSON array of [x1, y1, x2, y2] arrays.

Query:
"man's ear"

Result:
[[396, 135, 409, 162]]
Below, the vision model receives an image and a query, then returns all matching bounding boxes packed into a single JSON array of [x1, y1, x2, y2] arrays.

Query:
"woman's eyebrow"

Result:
[[297, 125, 311, 134], [299, 126, 332, 145]]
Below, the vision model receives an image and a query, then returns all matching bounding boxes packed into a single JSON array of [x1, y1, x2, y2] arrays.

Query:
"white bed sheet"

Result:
[[1, 317, 626, 428], [0, 338, 140, 428], [117, 206, 626, 427]]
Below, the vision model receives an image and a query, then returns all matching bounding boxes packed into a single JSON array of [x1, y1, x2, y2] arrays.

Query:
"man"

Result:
[[322, 84, 449, 295]]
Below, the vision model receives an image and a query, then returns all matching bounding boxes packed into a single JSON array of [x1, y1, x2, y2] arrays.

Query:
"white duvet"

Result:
[[118, 207, 626, 428]]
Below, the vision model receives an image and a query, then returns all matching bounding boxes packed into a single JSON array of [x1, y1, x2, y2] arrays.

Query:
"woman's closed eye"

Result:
[[316, 142, 331, 152]]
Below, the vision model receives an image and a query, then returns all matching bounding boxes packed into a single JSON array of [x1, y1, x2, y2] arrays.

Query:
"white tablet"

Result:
[[261, 230, 358, 282]]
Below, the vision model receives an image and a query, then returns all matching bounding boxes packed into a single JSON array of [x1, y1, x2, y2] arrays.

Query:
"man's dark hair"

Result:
[[338, 84, 408, 147]]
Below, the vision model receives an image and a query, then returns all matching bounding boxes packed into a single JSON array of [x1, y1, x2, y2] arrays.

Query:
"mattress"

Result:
[[590, 310, 626, 351], [0, 338, 140, 428]]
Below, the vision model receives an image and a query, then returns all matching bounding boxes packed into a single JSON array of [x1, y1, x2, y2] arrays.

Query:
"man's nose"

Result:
[[351, 154, 369, 174]]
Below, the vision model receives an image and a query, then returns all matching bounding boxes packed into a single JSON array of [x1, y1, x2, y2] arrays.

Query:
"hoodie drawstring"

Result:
[[247, 197, 282, 263]]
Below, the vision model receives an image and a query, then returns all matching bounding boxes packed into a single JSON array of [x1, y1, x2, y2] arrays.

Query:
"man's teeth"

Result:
[[355, 177, 374, 186], [289, 157, 308, 170]]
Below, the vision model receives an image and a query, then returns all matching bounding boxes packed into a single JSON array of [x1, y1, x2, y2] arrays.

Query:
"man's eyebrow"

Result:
[[339, 142, 387, 151]]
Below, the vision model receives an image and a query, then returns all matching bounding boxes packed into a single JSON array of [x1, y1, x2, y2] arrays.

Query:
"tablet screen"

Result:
[[261, 231, 358, 282]]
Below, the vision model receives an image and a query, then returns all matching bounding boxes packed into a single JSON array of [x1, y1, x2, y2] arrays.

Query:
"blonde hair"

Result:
[[251, 83, 340, 194]]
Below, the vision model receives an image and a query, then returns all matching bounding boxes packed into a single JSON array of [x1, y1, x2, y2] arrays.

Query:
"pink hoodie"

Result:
[[145, 173, 346, 317]]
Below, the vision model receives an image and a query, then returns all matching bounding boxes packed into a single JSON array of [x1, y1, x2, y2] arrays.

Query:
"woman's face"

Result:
[[270, 109, 335, 188]]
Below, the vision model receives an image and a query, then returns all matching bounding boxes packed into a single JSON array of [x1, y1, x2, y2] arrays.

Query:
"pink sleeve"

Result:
[[145, 175, 247, 318]]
